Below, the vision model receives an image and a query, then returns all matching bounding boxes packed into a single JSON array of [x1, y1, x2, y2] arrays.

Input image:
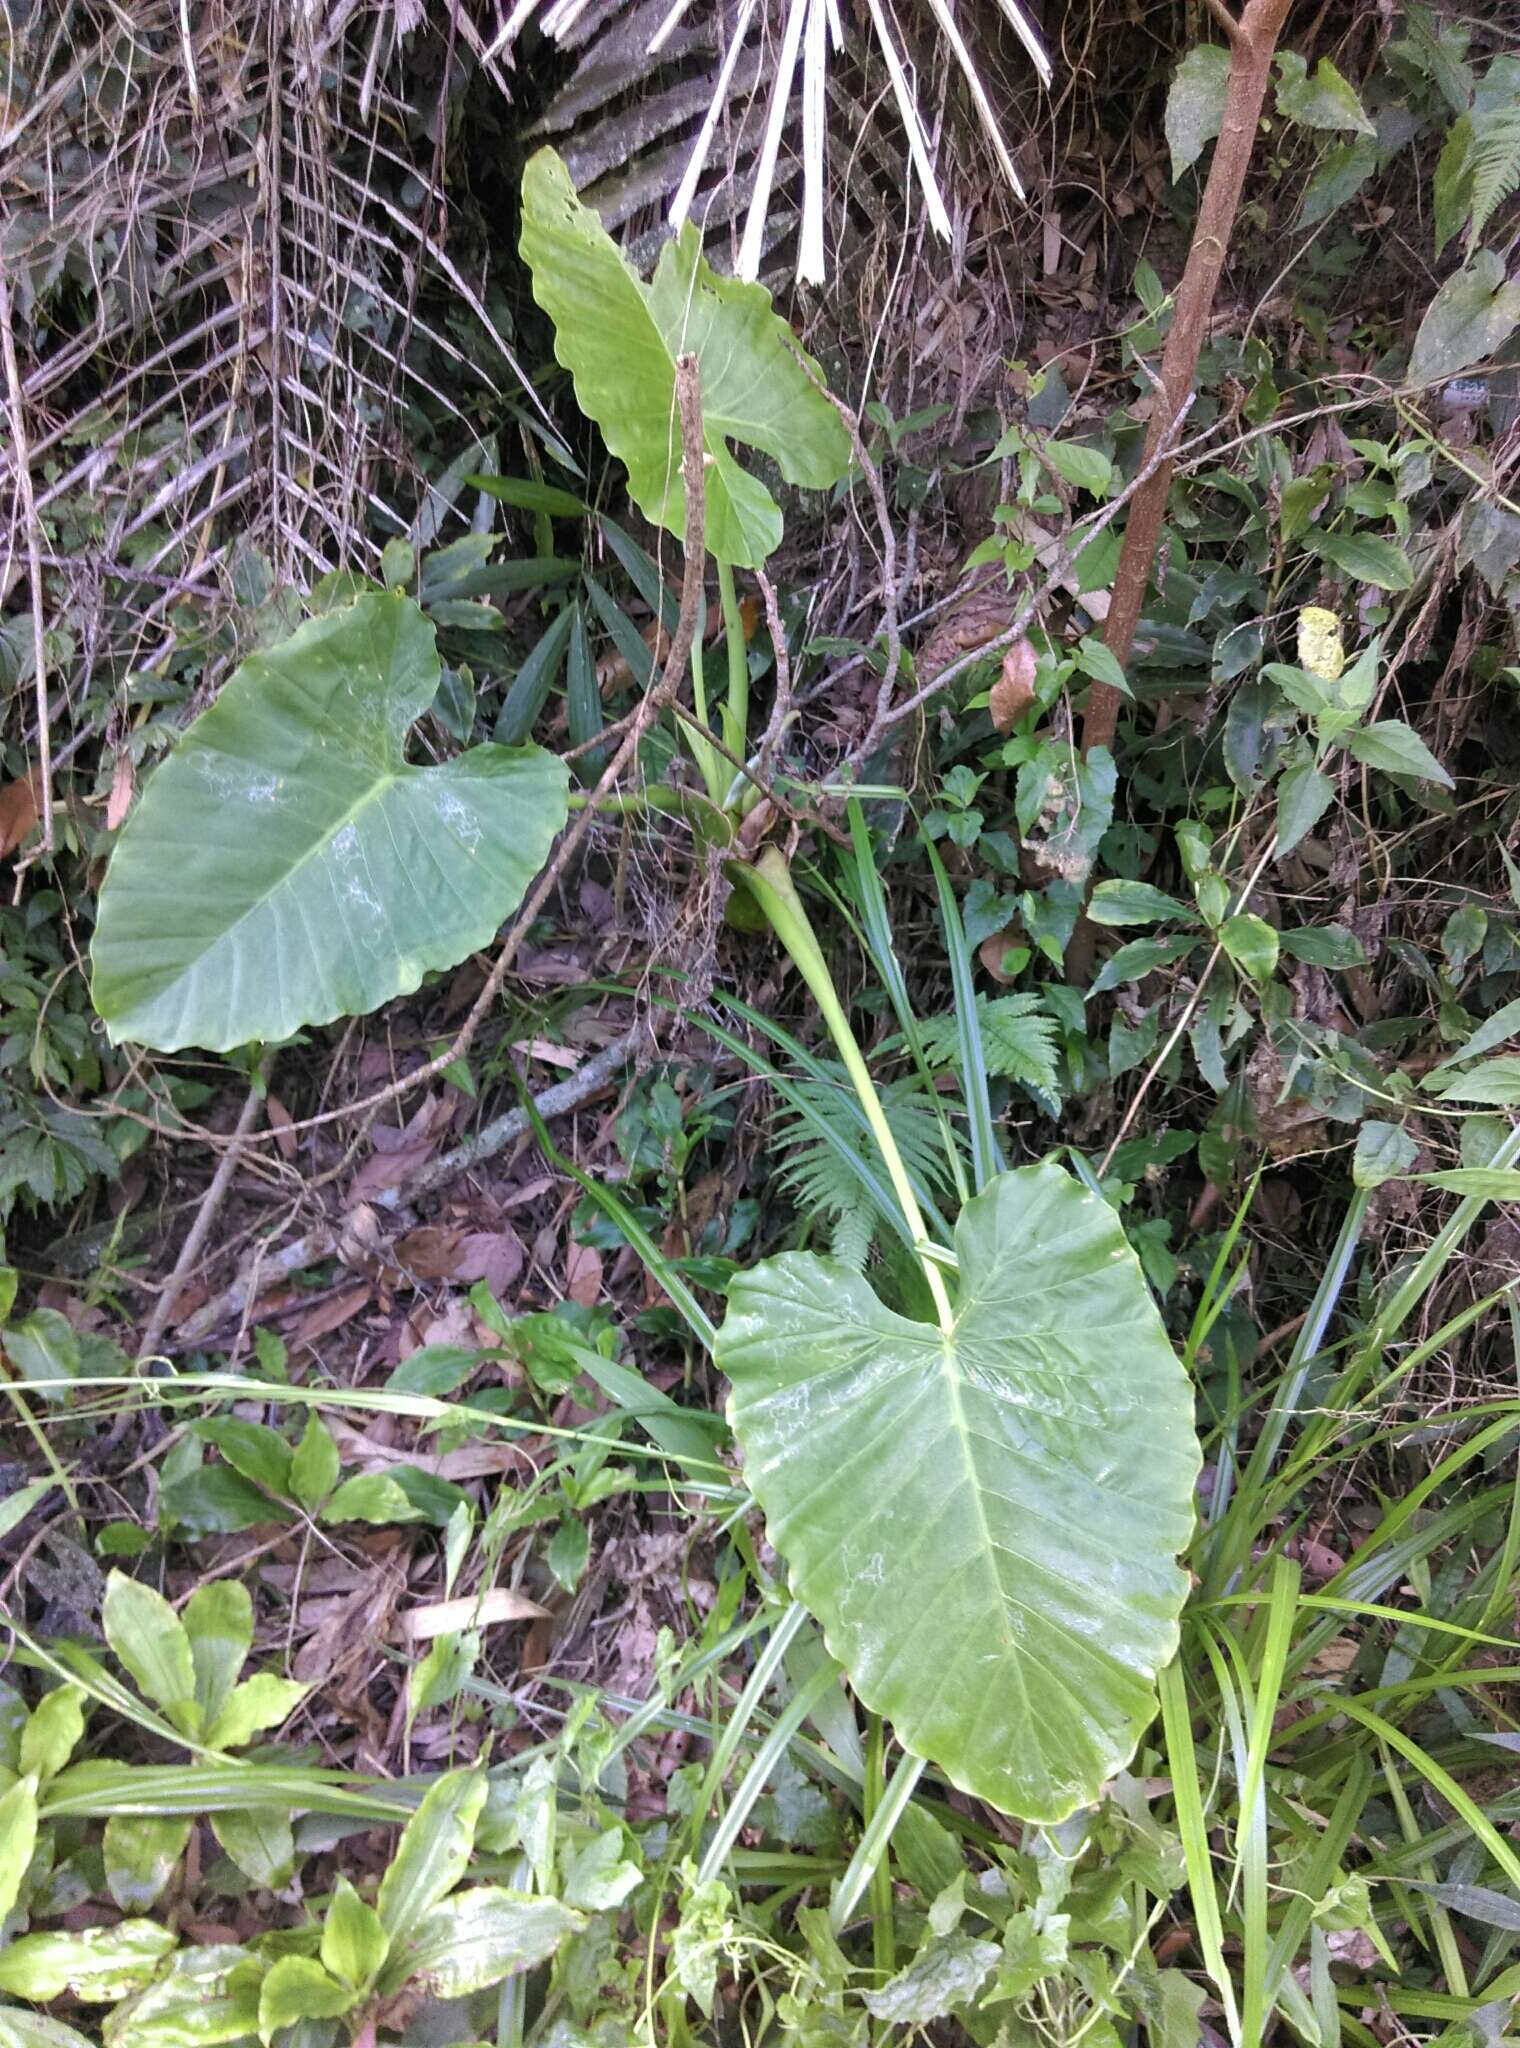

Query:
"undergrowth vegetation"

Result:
[[3, 2, 1520, 2045]]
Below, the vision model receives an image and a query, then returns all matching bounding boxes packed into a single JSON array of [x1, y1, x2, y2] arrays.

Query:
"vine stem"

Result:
[[742, 845, 955, 1330]]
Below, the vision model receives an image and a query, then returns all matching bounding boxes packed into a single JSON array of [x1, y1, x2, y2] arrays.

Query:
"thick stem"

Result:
[[1082, 0, 1292, 758], [743, 846, 955, 1329]]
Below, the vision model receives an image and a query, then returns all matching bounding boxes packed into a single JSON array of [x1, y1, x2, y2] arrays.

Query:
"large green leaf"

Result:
[[519, 150, 851, 567], [91, 593, 568, 1053], [718, 1162, 1199, 1819]]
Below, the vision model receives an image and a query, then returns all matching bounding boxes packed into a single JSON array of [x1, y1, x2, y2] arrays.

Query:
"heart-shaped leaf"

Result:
[[519, 149, 851, 567], [718, 1162, 1199, 1819], [91, 592, 567, 1053]]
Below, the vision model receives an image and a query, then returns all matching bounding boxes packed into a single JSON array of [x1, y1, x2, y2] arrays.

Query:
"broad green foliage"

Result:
[[91, 593, 568, 1053], [719, 1162, 1199, 1819], [519, 150, 851, 567]]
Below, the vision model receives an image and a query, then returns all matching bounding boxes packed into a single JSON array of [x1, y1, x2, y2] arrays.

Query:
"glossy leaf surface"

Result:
[[519, 150, 850, 566], [718, 1162, 1199, 1818], [92, 594, 567, 1053]]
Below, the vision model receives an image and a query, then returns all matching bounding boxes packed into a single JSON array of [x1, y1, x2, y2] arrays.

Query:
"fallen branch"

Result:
[[173, 1020, 648, 1346], [135, 1084, 266, 1362]]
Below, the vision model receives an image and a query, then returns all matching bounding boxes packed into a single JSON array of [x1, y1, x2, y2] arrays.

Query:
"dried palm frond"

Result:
[[1, 0, 532, 780], [489, 0, 1050, 284]]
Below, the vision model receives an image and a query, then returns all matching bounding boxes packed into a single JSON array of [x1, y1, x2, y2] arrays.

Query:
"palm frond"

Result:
[[489, 0, 1050, 285]]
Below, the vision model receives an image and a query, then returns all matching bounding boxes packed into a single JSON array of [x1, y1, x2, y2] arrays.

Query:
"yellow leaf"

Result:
[[1297, 605, 1345, 680]]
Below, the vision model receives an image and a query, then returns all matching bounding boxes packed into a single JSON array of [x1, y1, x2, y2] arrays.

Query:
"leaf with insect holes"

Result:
[[719, 1163, 1199, 1819], [91, 593, 568, 1053], [519, 150, 850, 567]]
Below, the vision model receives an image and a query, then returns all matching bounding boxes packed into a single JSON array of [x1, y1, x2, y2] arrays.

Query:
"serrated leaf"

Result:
[[1088, 880, 1195, 927], [918, 996, 1060, 1092], [1165, 44, 1230, 181], [1274, 759, 1333, 858], [862, 1934, 1000, 2024], [1309, 530, 1414, 590], [257, 1957, 351, 2045], [380, 1888, 582, 2000], [0, 1774, 38, 1920], [91, 593, 568, 1052], [718, 1164, 1199, 1819], [1274, 51, 1375, 134], [519, 150, 850, 567], [205, 1673, 307, 1752], [320, 1878, 389, 1990], [1344, 720, 1453, 787], [0, 1922, 176, 2003], [1427, 1056, 1520, 1105], [376, 1768, 487, 1939], [1353, 1121, 1418, 1189], [102, 1814, 192, 1913], [183, 1582, 253, 1731], [1409, 251, 1520, 384], [102, 1572, 198, 1731]]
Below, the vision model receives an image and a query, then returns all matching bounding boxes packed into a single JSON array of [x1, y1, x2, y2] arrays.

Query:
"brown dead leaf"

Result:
[[293, 1568, 402, 1686], [564, 1241, 603, 1307], [265, 1093, 297, 1161], [398, 1588, 547, 1640], [291, 1283, 371, 1346], [105, 750, 136, 831], [452, 1227, 525, 1296], [0, 767, 42, 859], [915, 569, 1018, 687], [990, 637, 1039, 732]]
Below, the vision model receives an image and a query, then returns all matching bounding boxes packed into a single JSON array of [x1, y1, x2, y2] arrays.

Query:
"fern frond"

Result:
[[1467, 100, 1520, 247], [770, 1065, 955, 1265], [917, 995, 1060, 1094]]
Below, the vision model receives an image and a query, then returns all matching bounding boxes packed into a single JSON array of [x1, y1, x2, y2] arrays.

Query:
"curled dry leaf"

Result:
[[0, 766, 42, 858], [989, 637, 1039, 732]]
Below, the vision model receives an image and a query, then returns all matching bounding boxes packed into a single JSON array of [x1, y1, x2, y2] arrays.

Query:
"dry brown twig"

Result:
[[0, 268, 54, 858]]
